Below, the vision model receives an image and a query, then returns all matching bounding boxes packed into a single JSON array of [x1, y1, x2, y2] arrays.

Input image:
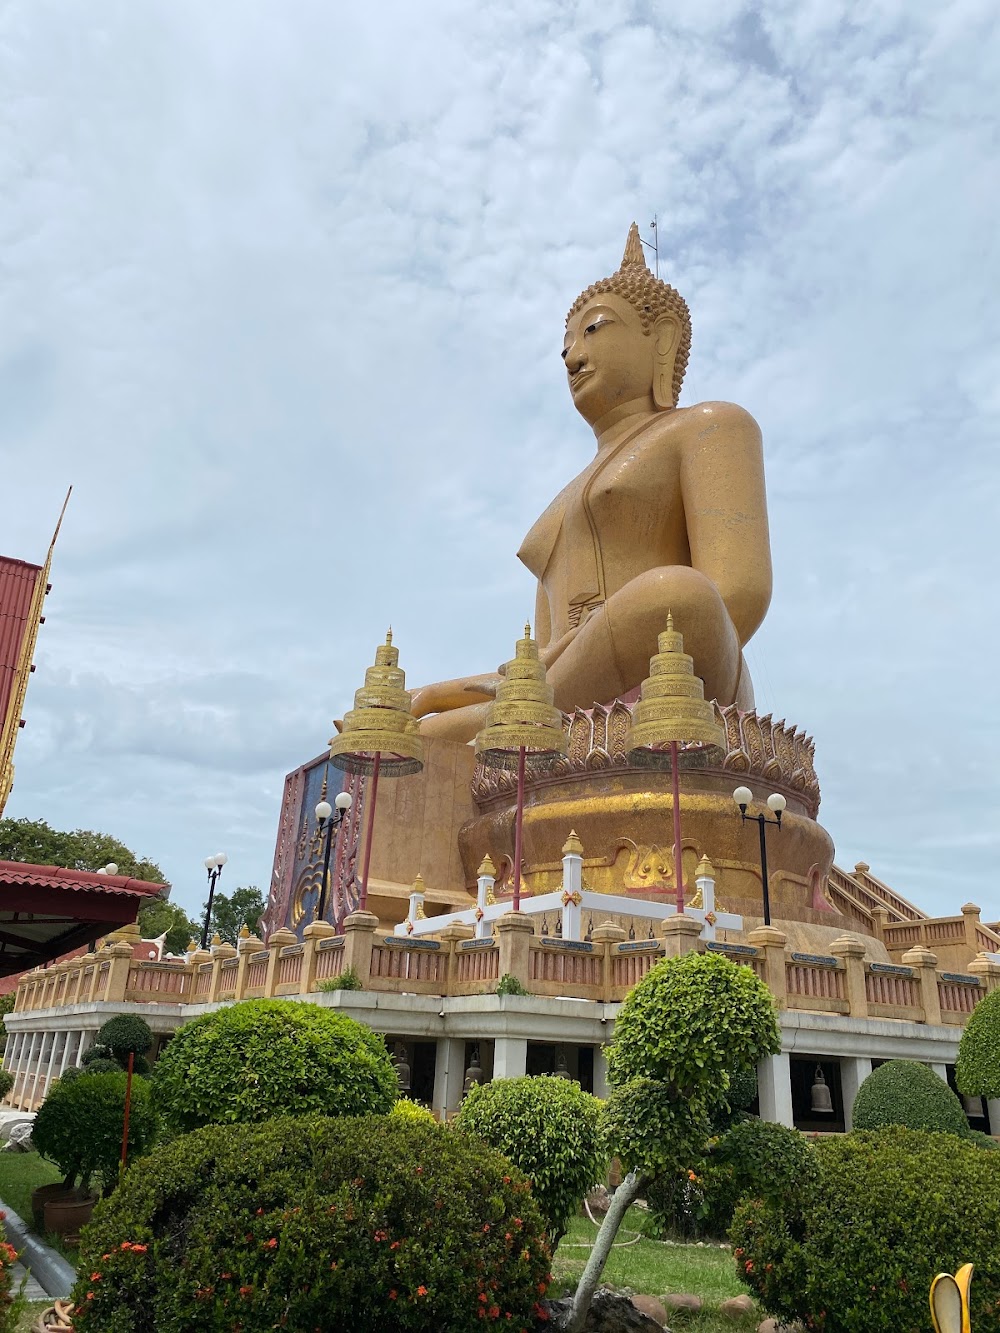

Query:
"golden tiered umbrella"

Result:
[[329, 630, 423, 913], [475, 624, 568, 910], [624, 613, 726, 914]]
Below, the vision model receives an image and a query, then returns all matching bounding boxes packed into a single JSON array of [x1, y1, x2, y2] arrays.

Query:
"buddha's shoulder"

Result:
[[673, 400, 761, 439]]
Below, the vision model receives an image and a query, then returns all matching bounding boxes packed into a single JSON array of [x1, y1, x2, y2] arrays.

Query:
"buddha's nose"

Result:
[[565, 342, 588, 375]]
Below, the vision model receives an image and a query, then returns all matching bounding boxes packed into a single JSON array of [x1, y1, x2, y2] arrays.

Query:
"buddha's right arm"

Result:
[[409, 674, 501, 718]]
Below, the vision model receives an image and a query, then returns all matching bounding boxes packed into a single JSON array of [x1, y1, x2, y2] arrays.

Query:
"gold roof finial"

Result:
[[562, 829, 584, 857], [621, 221, 648, 271], [477, 853, 497, 877], [695, 853, 715, 879], [329, 631, 424, 776], [625, 615, 726, 755], [475, 625, 568, 769]]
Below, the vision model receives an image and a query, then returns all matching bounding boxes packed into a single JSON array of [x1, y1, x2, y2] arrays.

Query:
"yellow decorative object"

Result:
[[562, 830, 584, 857], [930, 1263, 973, 1333], [625, 613, 727, 757], [329, 630, 424, 776], [477, 854, 497, 877], [561, 890, 582, 908], [475, 624, 568, 769], [695, 853, 715, 879]]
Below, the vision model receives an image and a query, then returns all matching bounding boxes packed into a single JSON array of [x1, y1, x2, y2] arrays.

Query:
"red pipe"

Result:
[[358, 751, 381, 913], [512, 745, 526, 911], [119, 1050, 134, 1182], [670, 740, 684, 914]]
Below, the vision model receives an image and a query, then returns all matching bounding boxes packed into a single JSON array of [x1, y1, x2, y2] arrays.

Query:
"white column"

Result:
[[476, 856, 496, 940], [695, 856, 716, 941], [928, 1062, 948, 1083], [41, 1031, 62, 1101], [492, 1036, 527, 1080], [11, 1033, 29, 1106], [839, 1056, 872, 1131], [432, 1037, 467, 1120], [757, 1052, 794, 1127], [77, 1031, 95, 1065], [560, 834, 584, 942], [29, 1033, 49, 1108], [987, 1099, 1000, 1137], [593, 1046, 609, 1100], [57, 1030, 74, 1079]]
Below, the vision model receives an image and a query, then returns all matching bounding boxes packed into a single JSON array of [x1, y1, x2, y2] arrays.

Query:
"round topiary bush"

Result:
[[78, 1057, 122, 1077], [456, 1075, 607, 1244], [731, 1128, 1000, 1333], [33, 1072, 158, 1194], [647, 1118, 816, 1241], [956, 986, 1000, 1099], [153, 998, 398, 1132], [851, 1059, 969, 1136], [0, 1069, 13, 1103], [71, 1115, 551, 1332], [389, 1098, 437, 1125], [96, 1014, 153, 1066], [607, 951, 780, 1117]]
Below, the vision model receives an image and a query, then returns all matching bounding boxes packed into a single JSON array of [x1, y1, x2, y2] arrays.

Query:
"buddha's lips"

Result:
[[570, 370, 594, 391]]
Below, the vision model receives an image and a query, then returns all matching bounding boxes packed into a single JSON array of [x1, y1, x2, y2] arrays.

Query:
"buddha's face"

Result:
[[562, 294, 655, 426]]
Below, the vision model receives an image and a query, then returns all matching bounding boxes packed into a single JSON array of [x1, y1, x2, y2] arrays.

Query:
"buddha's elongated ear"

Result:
[[652, 314, 681, 410]]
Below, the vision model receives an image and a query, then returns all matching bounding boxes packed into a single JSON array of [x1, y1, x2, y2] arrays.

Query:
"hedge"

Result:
[[956, 986, 1000, 1099], [72, 1115, 551, 1332], [851, 1059, 968, 1136]]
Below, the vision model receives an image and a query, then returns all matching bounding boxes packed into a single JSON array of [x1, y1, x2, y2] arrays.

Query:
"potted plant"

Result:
[[32, 1071, 158, 1239]]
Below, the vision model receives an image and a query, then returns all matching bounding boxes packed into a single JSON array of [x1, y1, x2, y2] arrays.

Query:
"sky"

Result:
[[2, 0, 998, 924]]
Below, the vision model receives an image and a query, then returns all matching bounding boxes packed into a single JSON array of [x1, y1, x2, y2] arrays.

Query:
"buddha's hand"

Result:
[[409, 673, 502, 718]]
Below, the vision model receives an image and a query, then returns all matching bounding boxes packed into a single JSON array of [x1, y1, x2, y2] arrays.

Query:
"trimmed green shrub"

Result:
[[966, 1128, 999, 1150], [456, 1075, 606, 1244], [496, 973, 528, 996], [33, 1072, 159, 1194], [390, 1097, 437, 1125], [648, 1118, 816, 1241], [72, 1115, 551, 1332], [316, 965, 363, 992], [153, 998, 398, 1132], [852, 1059, 968, 1136], [956, 986, 1000, 1099], [607, 951, 780, 1114], [731, 1128, 1000, 1333], [96, 1014, 153, 1066], [81, 1042, 113, 1067], [79, 1058, 122, 1076], [0, 1069, 13, 1102]]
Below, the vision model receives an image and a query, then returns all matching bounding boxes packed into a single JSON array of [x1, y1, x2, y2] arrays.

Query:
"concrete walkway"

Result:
[[12, 1261, 47, 1301]]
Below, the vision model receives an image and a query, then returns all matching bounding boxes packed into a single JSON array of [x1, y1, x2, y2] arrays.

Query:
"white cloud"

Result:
[[1, 0, 997, 922]]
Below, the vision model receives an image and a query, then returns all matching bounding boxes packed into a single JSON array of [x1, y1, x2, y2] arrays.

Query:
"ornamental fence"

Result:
[[10, 913, 1000, 1026]]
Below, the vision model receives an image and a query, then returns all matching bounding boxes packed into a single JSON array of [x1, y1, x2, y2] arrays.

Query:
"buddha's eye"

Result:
[[585, 317, 609, 335]]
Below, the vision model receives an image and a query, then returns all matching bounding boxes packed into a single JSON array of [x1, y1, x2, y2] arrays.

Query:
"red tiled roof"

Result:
[[0, 860, 164, 898], [0, 557, 42, 737]]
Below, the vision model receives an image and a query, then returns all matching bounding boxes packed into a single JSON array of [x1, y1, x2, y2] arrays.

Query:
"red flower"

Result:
[[239, 1286, 253, 1297], [489, 1307, 500, 1319], [90, 1273, 102, 1282], [264, 1238, 278, 1249], [389, 1290, 397, 1300], [416, 1286, 429, 1297]]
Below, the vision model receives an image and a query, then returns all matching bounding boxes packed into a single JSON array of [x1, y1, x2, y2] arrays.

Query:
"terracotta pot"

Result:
[[43, 1191, 96, 1240], [31, 1183, 73, 1234]]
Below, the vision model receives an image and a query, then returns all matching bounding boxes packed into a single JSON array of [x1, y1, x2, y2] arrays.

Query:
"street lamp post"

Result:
[[733, 787, 786, 927], [315, 790, 353, 923], [200, 852, 229, 949]]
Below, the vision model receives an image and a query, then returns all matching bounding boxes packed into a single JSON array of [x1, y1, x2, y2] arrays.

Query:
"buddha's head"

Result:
[[563, 223, 691, 426]]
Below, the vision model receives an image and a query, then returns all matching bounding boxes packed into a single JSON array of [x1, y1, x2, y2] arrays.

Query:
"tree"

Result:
[[0, 817, 167, 886], [203, 885, 264, 944], [136, 898, 200, 955], [563, 950, 781, 1332], [956, 987, 1000, 1100]]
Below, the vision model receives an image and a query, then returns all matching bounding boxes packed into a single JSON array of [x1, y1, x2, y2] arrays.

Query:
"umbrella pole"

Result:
[[358, 751, 382, 913], [512, 744, 526, 911], [670, 740, 684, 914]]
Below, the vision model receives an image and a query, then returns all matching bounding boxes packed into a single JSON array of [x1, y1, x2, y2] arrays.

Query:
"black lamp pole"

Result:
[[200, 853, 227, 950], [315, 792, 353, 924], [734, 788, 785, 928]]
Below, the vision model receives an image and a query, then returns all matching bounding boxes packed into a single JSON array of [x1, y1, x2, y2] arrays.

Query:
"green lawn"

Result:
[[553, 1209, 757, 1332], [0, 1153, 78, 1263]]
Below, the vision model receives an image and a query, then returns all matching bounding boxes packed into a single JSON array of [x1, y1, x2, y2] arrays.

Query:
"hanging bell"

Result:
[[394, 1043, 411, 1093], [810, 1065, 834, 1114], [463, 1046, 483, 1097], [552, 1050, 570, 1079]]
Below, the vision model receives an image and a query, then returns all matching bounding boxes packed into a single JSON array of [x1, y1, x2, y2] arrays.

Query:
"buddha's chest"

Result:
[[519, 432, 680, 581]]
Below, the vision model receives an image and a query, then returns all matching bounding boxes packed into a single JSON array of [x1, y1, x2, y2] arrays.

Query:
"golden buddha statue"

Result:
[[412, 224, 772, 742]]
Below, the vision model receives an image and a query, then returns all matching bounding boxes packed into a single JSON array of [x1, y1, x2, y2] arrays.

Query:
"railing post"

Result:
[[263, 928, 296, 998], [901, 945, 941, 1024], [591, 923, 627, 1002], [748, 925, 789, 1010], [830, 934, 868, 1018], [660, 915, 703, 958], [341, 911, 379, 988], [234, 931, 265, 999], [560, 831, 584, 942], [496, 913, 533, 989], [301, 921, 336, 994], [870, 905, 891, 942], [105, 931, 138, 1005], [968, 953, 1000, 994], [208, 942, 238, 1002], [439, 922, 475, 994], [961, 903, 982, 957], [475, 855, 496, 939]]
